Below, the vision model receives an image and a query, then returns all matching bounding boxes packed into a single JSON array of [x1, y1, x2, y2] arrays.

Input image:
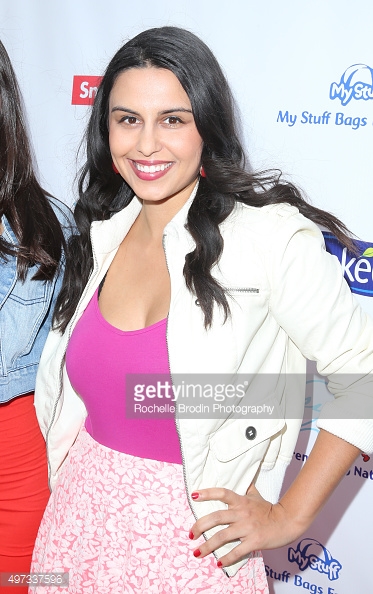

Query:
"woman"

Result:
[[0, 40, 73, 593], [32, 27, 373, 593]]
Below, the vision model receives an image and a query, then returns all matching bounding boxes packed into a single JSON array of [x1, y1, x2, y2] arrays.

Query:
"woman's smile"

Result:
[[129, 159, 174, 180]]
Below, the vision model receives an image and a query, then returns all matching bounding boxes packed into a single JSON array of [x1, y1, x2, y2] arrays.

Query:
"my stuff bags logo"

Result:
[[323, 233, 373, 297], [71, 76, 102, 105], [277, 62, 372, 130], [288, 538, 342, 581], [330, 64, 373, 105]]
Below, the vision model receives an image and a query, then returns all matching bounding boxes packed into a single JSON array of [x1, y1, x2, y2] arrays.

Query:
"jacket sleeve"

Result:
[[264, 204, 373, 453]]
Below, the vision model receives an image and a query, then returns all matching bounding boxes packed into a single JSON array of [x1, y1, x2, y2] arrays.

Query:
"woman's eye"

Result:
[[164, 116, 182, 125], [121, 115, 139, 125]]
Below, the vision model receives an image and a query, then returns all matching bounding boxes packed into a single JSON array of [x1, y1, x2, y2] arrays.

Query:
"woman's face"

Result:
[[108, 67, 203, 207]]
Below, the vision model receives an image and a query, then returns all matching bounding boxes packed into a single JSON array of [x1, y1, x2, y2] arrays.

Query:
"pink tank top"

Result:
[[65, 289, 182, 464]]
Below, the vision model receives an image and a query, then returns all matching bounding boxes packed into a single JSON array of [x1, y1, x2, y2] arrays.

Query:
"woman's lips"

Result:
[[129, 160, 174, 180]]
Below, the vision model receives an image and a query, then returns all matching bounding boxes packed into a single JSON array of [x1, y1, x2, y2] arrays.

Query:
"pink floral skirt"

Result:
[[31, 428, 269, 593]]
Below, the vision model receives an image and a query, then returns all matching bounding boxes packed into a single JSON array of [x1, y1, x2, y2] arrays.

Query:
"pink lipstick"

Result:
[[130, 160, 174, 181]]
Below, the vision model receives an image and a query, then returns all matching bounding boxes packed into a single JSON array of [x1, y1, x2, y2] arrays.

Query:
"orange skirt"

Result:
[[0, 394, 50, 594]]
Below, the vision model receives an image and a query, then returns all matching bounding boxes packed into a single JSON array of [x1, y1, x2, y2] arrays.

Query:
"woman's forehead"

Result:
[[109, 67, 191, 112]]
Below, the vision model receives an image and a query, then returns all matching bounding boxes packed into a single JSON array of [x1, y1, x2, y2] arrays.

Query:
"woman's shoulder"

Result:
[[228, 201, 323, 241], [232, 200, 303, 223], [218, 201, 326, 272]]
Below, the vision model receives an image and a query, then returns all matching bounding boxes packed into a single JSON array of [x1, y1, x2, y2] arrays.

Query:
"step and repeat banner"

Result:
[[1, 1, 372, 592]]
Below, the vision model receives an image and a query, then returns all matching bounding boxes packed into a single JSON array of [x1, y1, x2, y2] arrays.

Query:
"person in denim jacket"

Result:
[[0, 39, 73, 590], [0, 200, 72, 404]]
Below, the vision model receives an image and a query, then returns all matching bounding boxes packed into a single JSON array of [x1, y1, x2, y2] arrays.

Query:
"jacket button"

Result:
[[245, 426, 257, 440]]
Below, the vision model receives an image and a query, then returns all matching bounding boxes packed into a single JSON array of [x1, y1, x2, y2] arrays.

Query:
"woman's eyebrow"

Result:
[[111, 106, 140, 114], [159, 108, 193, 115], [111, 106, 193, 115]]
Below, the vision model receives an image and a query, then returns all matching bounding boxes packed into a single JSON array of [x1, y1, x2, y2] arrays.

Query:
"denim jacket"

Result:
[[0, 198, 74, 403]]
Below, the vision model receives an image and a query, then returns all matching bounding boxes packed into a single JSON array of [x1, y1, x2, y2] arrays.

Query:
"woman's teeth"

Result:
[[134, 162, 172, 173]]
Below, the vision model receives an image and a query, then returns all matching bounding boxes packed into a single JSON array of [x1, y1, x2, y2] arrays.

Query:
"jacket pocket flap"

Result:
[[210, 414, 285, 462]]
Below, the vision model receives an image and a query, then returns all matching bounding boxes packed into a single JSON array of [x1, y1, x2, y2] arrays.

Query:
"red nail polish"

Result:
[[217, 560, 223, 568], [188, 531, 194, 540], [191, 492, 199, 500], [193, 549, 201, 558]]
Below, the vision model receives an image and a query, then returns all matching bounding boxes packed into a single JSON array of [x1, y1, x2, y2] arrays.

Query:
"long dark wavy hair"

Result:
[[54, 26, 355, 331], [0, 39, 65, 280]]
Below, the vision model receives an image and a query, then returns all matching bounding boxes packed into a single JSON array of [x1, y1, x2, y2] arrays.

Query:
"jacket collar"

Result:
[[90, 196, 141, 255], [89, 181, 199, 255], [164, 181, 199, 237], [0, 217, 18, 308], [2, 215, 18, 245]]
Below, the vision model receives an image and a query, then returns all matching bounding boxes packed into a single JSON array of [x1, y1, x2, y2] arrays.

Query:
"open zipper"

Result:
[[162, 232, 230, 577]]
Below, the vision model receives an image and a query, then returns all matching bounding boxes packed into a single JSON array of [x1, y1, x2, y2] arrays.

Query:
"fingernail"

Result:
[[193, 549, 201, 558], [217, 560, 223, 568], [191, 492, 199, 500], [188, 530, 194, 540]]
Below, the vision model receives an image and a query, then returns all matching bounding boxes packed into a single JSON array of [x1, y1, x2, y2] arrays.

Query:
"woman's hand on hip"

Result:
[[189, 431, 361, 568], [188, 484, 299, 568]]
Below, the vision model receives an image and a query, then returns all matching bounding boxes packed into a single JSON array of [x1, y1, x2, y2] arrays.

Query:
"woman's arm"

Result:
[[189, 211, 372, 567], [189, 429, 360, 567]]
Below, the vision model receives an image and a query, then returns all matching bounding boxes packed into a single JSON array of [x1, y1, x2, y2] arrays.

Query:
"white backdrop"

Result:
[[1, 1, 372, 592]]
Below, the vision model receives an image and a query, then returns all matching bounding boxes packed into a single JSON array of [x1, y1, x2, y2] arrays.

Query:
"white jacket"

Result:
[[35, 188, 373, 576]]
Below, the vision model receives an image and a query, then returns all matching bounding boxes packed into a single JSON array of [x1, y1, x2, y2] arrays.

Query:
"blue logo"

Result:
[[323, 233, 373, 297], [288, 538, 342, 581], [330, 64, 373, 105]]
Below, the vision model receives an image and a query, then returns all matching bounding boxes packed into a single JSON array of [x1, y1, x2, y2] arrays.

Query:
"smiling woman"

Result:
[[31, 26, 373, 594], [109, 67, 203, 210]]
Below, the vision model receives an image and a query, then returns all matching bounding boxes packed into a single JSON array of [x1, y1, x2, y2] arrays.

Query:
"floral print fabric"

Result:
[[31, 428, 269, 593]]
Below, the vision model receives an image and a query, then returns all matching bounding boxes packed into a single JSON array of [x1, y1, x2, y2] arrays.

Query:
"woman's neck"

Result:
[[136, 177, 198, 241]]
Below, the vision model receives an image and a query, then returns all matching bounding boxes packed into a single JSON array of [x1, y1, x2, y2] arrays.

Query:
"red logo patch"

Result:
[[71, 76, 102, 105]]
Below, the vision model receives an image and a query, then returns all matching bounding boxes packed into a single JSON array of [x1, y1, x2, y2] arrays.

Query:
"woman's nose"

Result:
[[136, 123, 162, 156]]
